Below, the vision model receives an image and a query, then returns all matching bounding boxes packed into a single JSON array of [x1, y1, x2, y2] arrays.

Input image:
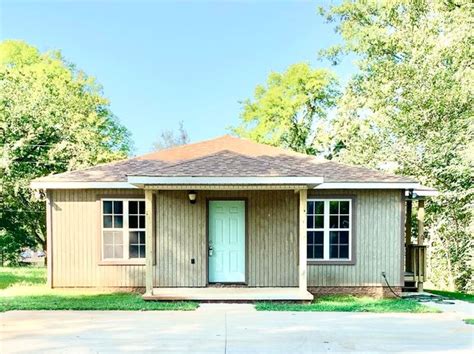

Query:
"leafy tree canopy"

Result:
[[319, 0, 473, 291], [0, 40, 131, 264], [232, 63, 339, 154]]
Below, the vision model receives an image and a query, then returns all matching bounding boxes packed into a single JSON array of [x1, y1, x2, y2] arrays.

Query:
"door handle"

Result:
[[209, 244, 213, 256]]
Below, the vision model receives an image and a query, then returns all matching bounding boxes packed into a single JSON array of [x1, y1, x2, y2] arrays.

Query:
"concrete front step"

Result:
[[143, 287, 314, 301]]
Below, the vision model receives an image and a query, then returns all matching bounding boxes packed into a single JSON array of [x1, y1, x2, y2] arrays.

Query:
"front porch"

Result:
[[142, 186, 311, 301], [143, 287, 314, 301]]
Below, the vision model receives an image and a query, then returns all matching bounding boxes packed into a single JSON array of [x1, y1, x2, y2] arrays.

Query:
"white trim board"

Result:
[[314, 182, 421, 190], [127, 176, 325, 186], [30, 181, 138, 190], [30, 180, 425, 191]]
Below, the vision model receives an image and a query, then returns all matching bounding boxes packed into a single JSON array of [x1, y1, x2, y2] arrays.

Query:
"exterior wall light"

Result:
[[188, 190, 197, 204]]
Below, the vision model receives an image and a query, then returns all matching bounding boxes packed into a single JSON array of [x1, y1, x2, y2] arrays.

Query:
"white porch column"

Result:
[[145, 189, 155, 296], [299, 188, 308, 291]]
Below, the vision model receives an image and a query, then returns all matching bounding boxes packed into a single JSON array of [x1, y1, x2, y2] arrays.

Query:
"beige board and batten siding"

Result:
[[49, 188, 402, 288], [307, 189, 403, 287], [50, 189, 146, 288], [50, 188, 299, 288], [154, 190, 299, 287]]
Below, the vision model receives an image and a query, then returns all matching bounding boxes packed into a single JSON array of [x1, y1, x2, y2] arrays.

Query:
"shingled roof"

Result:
[[33, 135, 416, 184]]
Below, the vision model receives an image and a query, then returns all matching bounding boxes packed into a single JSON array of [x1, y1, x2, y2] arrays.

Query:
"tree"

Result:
[[319, 1, 473, 291], [0, 40, 131, 265], [152, 121, 189, 151], [232, 63, 339, 154]]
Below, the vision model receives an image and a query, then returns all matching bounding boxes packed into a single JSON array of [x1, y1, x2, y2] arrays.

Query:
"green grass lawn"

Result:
[[463, 319, 474, 325], [255, 295, 440, 313], [426, 289, 474, 303], [0, 267, 198, 312]]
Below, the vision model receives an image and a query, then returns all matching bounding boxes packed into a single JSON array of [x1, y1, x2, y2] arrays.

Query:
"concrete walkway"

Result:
[[1, 303, 473, 353]]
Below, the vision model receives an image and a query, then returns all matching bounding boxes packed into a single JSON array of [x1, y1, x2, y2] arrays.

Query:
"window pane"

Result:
[[315, 215, 324, 228], [139, 231, 145, 243], [340, 231, 349, 244], [340, 245, 349, 259], [129, 201, 138, 214], [113, 232, 123, 244], [139, 201, 145, 214], [307, 231, 314, 244], [307, 245, 314, 259], [114, 245, 123, 258], [139, 245, 145, 258], [103, 231, 114, 244], [114, 215, 123, 228], [113, 201, 123, 214], [340, 201, 350, 214], [104, 245, 114, 258], [130, 231, 139, 244], [330, 245, 339, 259], [340, 215, 350, 228], [129, 215, 138, 229], [330, 231, 338, 244], [330, 215, 338, 229], [315, 245, 324, 259], [330, 201, 339, 214], [315, 201, 324, 214], [103, 201, 113, 214], [307, 201, 314, 215], [307, 215, 314, 229], [129, 245, 139, 258], [315, 231, 324, 244], [139, 216, 145, 228], [103, 215, 113, 228]]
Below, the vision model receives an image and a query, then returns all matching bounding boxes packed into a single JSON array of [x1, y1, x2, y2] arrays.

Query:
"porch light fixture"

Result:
[[407, 189, 419, 200], [188, 190, 197, 204]]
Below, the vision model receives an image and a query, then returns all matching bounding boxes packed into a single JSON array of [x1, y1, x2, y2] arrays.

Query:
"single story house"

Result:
[[31, 135, 435, 301]]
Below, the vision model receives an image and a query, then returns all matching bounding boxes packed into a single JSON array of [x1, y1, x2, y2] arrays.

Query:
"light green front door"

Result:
[[208, 200, 245, 283]]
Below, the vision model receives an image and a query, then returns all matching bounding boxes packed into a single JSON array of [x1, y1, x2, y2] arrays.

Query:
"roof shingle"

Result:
[[33, 135, 416, 183]]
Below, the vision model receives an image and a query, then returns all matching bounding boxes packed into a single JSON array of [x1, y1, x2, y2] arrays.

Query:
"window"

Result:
[[102, 199, 146, 261], [307, 199, 352, 261]]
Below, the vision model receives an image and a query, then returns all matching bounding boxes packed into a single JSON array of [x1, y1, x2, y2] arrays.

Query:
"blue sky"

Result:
[[1, 0, 355, 155]]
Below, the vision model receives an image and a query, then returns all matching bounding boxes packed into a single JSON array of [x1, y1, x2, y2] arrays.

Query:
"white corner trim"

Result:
[[30, 181, 138, 190], [127, 176, 324, 186], [314, 182, 421, 190]]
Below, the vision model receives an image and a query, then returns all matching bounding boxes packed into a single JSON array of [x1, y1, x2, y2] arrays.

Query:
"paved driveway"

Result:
[[1, 303, 473, 353]]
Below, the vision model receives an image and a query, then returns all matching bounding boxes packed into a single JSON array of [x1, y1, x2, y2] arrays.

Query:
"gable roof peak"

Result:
[[136, 134, 312, 162]]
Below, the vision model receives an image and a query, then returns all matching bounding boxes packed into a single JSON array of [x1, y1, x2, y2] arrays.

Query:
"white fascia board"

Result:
[[127, 176, 324, 185], [30, 181, 138, 190], [314, 182, 421, 190], [405, 189, 439, 197]]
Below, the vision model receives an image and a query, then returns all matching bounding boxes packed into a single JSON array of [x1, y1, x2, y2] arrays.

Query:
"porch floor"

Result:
[[143, 287, 314, 301]]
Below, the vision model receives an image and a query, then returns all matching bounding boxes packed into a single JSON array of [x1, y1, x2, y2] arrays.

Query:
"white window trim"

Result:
[[101, 198, 146, 262], [307, 198, 352, 262]]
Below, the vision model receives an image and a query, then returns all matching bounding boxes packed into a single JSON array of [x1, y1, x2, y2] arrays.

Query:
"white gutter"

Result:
[[30, 179, 428, 192], [127, 176, 324, 186], [30, 181, 138, 190], [314, 182, 421, 190]]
